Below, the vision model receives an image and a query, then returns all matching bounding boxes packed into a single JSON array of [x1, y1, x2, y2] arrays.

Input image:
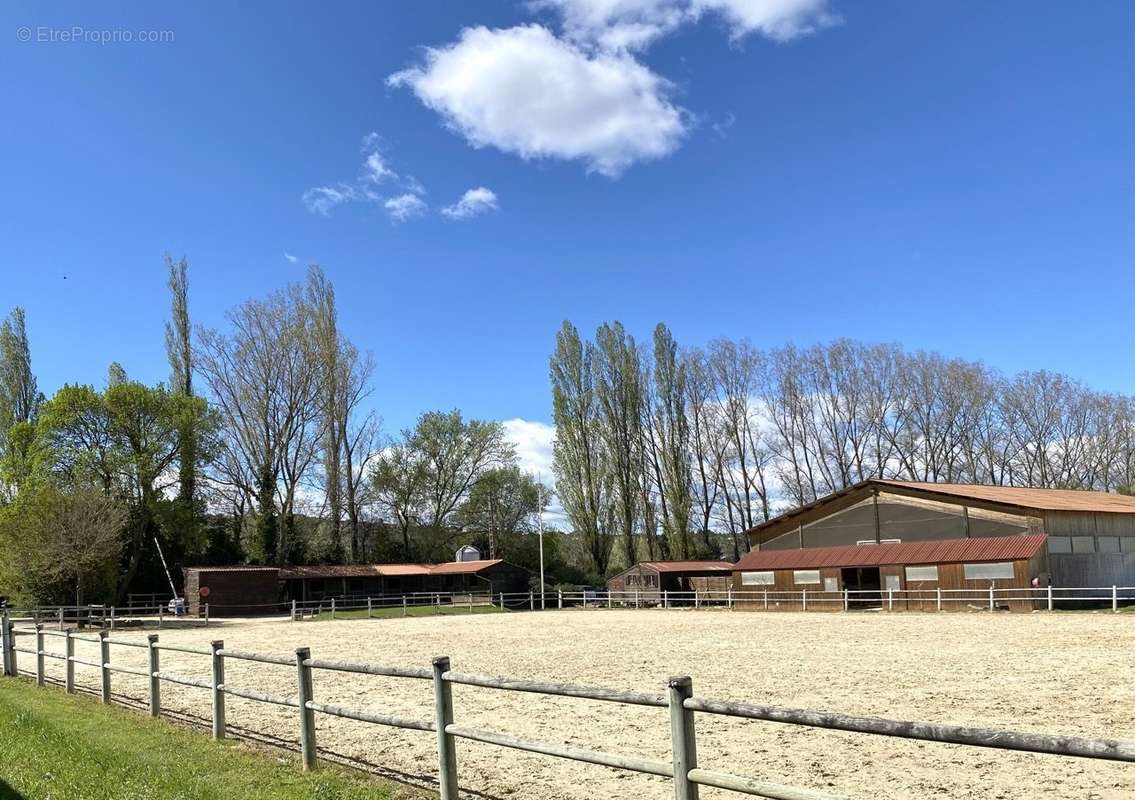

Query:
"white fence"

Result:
[[2, 612, 1133, 800], [4, 603, 211, 630], [286, 585, 1135, 621]]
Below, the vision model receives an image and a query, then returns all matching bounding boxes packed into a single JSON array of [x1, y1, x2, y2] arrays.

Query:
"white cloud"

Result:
[[302, 183, 376, 216], [537, 0, 836, 48], [284, 252, 298, 263], [384, 193, 428, 222], [388, 24, 687, 176], [502, 418, 556, 479], [501, 418, 569, 526], [442, 187, 500, 219], [697, 0, 838, 42]]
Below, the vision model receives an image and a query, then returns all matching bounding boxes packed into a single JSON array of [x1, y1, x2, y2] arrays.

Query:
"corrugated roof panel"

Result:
[[642, 561, 735, 573], [734, 534, 1047, 571], [876, 481, 1135, 513]]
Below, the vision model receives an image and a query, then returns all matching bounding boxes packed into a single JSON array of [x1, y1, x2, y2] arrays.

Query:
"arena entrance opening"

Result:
[[841, 566, 882, 608]]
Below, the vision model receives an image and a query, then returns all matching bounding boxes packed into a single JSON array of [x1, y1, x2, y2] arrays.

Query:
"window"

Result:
[[1048, 536, 1072, 554], [824, 577, 838, 592], [626, 574, 639, 586], [741, 571, 775, 586], [1097, 537, 1120, 554], [793, 569, 821, 585], [905, 565, 939, 582], [963, 562, 1015, 580], [1072, 536, 1095, 554]]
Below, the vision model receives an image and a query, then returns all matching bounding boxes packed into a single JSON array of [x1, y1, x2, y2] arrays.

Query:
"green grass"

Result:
[[0, 679, 410, 800], [312, 604, 508, 621]]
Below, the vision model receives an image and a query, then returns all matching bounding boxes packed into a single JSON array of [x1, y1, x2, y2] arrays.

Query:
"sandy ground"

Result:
[[28, 610, 1135, 800]]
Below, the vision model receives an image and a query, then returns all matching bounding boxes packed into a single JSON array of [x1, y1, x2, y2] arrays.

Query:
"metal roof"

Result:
[[875, 481, 1135, 513], [641, 560, 735, 573], [745, 479, 1135, 541], [428, 559, 506, 575], [734, 534, 1048, 572]]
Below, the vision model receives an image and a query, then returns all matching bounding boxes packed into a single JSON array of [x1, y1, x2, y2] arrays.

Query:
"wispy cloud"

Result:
[[303, 133, 421, 218], [442, 187, 499, 220], [284, 252, 299, 263], [384, 193, 428, 222]]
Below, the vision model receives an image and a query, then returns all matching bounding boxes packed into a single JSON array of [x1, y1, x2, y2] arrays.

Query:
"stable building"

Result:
[[734, 534, 1048, 611], [184, 558, 530, 616], [606, 560, 735, 603], [733, 480, 1135, 609]]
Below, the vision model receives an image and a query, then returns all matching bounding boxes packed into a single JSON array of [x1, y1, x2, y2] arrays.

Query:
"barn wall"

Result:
[[188, 569, 281, 616]]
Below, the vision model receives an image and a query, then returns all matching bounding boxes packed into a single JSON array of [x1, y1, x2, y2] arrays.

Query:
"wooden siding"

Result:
[[733, 556, 1042, 612]]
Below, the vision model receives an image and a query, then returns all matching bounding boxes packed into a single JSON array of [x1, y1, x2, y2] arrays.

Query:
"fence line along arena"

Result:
[[5, 609, 1135, 800]]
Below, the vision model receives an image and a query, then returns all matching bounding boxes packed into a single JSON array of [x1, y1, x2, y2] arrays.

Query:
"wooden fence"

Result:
[[3, 612, 1134, 800]]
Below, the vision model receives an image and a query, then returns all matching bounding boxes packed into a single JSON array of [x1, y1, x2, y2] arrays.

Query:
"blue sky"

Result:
[[4, 0, 1134, 469]]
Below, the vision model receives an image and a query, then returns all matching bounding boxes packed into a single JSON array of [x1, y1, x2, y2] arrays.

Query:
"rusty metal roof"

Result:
[[734, 534, 1048, 572], [876, 481, 1135, 513], [641, 560, 735, 573], [428, 559, 505, 575]]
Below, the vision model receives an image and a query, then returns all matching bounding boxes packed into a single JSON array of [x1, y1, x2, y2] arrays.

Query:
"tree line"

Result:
[[550, 321, 1135, 575], [0, 263, 564, 607]]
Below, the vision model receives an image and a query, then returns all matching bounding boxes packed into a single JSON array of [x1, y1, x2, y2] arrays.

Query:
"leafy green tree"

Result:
[[164, 255, 200, 523], [36, 381, 212, 600], [550, 321, 614, 577]]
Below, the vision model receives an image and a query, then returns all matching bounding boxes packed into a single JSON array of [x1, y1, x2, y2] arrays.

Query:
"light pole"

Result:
[[537, 480, 546, 609]]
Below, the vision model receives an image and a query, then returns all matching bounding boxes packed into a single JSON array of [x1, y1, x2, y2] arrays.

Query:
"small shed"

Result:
[[606, 560, 735, 603]]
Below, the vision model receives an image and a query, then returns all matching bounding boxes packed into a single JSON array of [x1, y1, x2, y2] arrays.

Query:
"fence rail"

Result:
[[2, 611, 1132, 800]]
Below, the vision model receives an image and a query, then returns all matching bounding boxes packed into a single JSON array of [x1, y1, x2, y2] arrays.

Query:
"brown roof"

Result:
[[734, 534, 1048, 572], [277, 560, 511, 579], [641, 560, 735, 573], [875, 481, 1135, 513], [185, 565, 281, 573], [428, 559, 506, 575]]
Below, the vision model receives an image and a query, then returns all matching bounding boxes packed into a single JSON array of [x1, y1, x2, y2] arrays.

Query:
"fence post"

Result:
[[35, 624, 45, 686], [204, 604, 209, 627], [58, 607, 65, 631], [558, 590, 563, 609], [1047, 585, 1053, 612], [529, 591, 534, 611], [331, 597, 336, 620], [403, 596, 409, 617], [887, 589, 893, 612], [694, 590, 700, 610], [802, 590, 807, 612], [368, 598, 373, 619], [210, 640, 226, 740], [109, 606, 116, 631], [468, 594, 473, 614], [842, 589, 849, 612], [99, 629, 111, 704], [607, 591, 613, 610], [0, 612, 10, 677], [159, 607, 164, 628], [7, 618, 17, 676], [764, 590, 768, 610], [936, 587, 942, 612], [988, 585, 994, 612], [147, 634, 160, 716], [432, 656, 459, 800], [65, 629, 75, 692], [668, 675, 699, 800], [1112, 585, 1119, 613], [727, 586, 733, 610], [295, 646, 316, 771]]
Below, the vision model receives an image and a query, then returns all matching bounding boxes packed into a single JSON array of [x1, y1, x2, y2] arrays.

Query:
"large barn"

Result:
[[732, 480, 1135, 608]]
